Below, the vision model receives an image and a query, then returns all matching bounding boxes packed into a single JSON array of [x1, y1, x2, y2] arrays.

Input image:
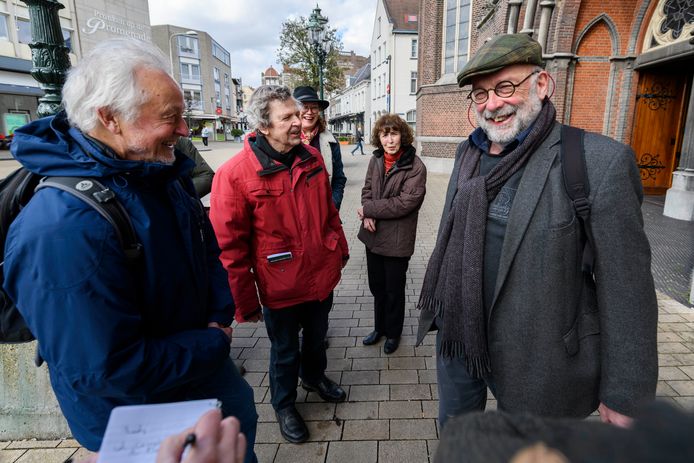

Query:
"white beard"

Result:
[[475, 84, 543, 146]]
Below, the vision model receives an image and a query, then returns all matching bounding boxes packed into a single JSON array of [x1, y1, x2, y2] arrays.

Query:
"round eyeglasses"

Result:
[[467, 70, 540, 104], [300, 104, 321, 113]]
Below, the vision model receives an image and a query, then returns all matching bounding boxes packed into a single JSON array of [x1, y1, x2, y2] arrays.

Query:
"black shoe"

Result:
[[302, 376, 346, 403], [362, 330, 382, 346], [384, 337, 400, 354], [275, 407, 309, 443]]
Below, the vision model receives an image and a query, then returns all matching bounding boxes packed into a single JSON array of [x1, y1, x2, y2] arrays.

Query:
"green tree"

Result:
[[277, 16, 344, 94]]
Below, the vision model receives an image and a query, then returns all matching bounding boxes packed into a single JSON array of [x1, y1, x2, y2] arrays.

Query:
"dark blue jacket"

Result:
[[3, 112, 234, 450]]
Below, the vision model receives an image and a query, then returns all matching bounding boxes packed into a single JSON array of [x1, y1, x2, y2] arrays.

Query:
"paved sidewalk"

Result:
[[2, 143, 693, 463]]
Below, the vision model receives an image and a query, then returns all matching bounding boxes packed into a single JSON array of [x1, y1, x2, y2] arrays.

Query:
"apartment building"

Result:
[[152, 24, 237, 138], [369, 0, 419, 131]]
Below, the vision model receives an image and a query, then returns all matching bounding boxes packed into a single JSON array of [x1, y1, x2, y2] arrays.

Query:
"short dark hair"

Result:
[[370, 114, 414, 149]]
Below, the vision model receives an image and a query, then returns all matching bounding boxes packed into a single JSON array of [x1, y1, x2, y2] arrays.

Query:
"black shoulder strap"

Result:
[[560, 125, 595, 276], [35, 177, 142, 261]]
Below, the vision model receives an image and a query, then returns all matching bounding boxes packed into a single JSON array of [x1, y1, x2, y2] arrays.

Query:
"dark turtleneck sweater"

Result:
[[253, 133, 298, 168]]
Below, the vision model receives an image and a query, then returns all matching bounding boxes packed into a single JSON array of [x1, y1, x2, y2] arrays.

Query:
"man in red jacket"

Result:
[[210, 85, 349, 444]]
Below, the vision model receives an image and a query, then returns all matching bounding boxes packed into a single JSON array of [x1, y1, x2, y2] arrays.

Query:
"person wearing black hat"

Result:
[[415, 34, 657, 430], [292, 86, 346, 210]]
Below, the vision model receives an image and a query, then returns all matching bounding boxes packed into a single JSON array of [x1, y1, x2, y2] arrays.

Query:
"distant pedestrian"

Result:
[[201, 126, 210, 146], [358, 114, 426, 355], [416, 33, 657, 429], [351, 128, 365, 155]]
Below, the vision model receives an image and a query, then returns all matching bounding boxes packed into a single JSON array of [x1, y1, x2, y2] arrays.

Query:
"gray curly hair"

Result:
[[246, 85, 299, 130]]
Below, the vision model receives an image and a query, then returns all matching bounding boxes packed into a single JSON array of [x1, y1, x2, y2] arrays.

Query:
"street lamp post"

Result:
[[20, 0, 71, 118], [184, 97, 194, 137], [307, 4, 330, 101]]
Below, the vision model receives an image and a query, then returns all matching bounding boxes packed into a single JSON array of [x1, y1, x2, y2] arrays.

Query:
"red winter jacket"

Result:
[[210, 134, 348, 322]]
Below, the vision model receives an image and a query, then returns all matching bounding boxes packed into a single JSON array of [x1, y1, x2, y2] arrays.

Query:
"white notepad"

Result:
[[97, 399, 219, 463]]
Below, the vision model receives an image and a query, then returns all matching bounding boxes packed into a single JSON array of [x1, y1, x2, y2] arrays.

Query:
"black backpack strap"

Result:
[[35, 177, 142, 261], [561, 125, 595, 276]]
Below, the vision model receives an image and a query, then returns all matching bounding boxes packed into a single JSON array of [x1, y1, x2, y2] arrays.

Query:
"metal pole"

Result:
[[319, 51, 325, 101], [20, 0, 71, 118]]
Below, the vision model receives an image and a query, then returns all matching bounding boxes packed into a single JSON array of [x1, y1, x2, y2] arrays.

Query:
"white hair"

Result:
[[246, 85, 298, 130], [62, 38, 171, 132]]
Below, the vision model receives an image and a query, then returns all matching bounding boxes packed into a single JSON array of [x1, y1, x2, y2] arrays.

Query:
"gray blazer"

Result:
[[417, 123, 658, 418]]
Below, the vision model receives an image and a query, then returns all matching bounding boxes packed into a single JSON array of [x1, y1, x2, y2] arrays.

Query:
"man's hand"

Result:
[[156, 409, 246, 463], [357, 207, 364, 220], [363, 217, 377, 232], [208, 322, 233, 342], [598, 402, 633, 428]]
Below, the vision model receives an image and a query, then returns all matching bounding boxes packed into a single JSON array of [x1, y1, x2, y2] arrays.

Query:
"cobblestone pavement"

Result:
[[642, 196, 694, 307], [2, 143, 693, 462]]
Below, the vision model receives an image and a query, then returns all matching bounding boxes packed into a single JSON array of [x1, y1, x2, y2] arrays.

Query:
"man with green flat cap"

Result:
[[416, 34, 657, 430]]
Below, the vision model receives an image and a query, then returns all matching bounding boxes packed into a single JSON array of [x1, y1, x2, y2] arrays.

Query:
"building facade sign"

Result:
[[73, 0, 151, 55], [81, 11, 149, 41]]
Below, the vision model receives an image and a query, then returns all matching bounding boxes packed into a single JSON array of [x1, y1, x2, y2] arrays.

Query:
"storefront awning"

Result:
[[0, 83, 43, 97]]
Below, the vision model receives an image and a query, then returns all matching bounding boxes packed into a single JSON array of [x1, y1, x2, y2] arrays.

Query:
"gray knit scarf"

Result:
[[418, 99, 557, 378]]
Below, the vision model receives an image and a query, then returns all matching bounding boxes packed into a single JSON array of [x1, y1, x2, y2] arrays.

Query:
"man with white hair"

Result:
[[3, 38, 258, 462], [210, 85, 349, 444]]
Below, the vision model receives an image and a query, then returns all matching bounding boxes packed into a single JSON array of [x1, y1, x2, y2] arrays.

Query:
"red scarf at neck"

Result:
[[301, 126, 319, 145], [384, 149, 403, 173]]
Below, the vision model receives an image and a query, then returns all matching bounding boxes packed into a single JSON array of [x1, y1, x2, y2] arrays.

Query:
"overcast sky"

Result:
[[148, 0, 377, 88]]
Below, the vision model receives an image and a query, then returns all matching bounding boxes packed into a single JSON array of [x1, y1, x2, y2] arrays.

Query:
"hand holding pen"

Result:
[[156, 409, 246, 463], [73, 409, 246, 463]]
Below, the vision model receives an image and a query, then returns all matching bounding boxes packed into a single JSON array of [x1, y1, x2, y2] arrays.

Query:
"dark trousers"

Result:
[[202, 136, 209, 146], [178, 358, 259, 463], [436, 324, 497, 430], [366, 248, 410, 338], [262, 295, 332, 411]]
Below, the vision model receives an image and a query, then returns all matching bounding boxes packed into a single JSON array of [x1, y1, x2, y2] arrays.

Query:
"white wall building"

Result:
[[327, 60, 371, 141], [369, 0, 419, 132]]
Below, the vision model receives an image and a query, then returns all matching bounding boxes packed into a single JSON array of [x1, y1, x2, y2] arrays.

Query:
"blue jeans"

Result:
[[183, 357, 258, 463], [436, 328, 496, 429], [351, 140, 364, 154], [263, 297, 331, 411]]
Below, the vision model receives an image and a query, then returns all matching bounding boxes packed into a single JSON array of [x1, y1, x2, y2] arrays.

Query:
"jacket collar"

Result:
[[246, 132, 315, 176], [373, 144, 417, 169]]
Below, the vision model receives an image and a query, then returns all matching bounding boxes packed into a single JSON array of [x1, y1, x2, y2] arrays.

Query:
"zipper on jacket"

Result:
[[289, 155, 314, 192]]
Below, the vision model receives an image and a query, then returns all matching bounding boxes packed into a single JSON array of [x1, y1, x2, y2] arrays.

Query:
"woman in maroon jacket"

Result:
[[357, 114, 427, 354]]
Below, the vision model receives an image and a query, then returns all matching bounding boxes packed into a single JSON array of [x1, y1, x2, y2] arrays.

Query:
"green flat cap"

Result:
[[457, 33, 543, 87]]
